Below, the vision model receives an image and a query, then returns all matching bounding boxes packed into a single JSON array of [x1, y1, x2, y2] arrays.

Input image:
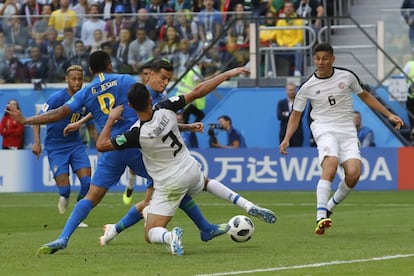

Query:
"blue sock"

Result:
[[115, 205, 142, 233], [57, 185, 70, 198], [58, 199, 93, 240], [77, 176, 91, 201], [179, 195, 211, 232]]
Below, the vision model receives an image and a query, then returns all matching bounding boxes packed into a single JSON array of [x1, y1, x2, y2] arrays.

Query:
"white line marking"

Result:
[[195, 254, 414, 276]]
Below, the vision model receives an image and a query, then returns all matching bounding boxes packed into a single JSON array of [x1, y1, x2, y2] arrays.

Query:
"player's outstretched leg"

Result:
[[206, 179, 277, 224]]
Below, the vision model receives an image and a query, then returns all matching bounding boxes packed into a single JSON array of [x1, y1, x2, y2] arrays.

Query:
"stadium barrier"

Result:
[[1, 147, 412, 193]]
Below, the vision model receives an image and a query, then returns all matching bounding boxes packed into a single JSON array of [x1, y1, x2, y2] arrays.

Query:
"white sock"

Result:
[[327, 180, 352, 212], [148, 227, 169, 244], [206, 179, 252, 212], [127, 170, 136, 189], [316, 179, 332, 221]]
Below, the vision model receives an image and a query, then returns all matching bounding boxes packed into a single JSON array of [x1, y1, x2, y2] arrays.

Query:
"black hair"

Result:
[[89, 50, 111, 74], [219, 115, 232, 125], [314, 42, 334, 55], [151, 58, 173, 73], [128, 83, 150, 112]]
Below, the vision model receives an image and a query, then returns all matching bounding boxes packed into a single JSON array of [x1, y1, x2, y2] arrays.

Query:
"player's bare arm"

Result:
[[6, 104, 71, 125], [32, 124, 42, 159], [63, 112, 94, 136], [184, 67, 250, 104], [279, 110, 302, 155], [96, 105, 124, 152], [358, 91, 404, 129]]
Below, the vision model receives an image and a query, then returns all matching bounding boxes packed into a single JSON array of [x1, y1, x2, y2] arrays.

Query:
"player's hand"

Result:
[[5, 104, 25, 124], [63, 122, 80, 136], [279, 140, 290, 155], [226, 67, 250, 78], [108, 105, 124, 121], [32, 143, 42, 160], [190, 122, 204, 133], [388, 114, 404, 130]]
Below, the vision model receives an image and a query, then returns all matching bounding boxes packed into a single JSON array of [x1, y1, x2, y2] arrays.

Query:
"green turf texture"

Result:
[[1, 191, 414, 275]]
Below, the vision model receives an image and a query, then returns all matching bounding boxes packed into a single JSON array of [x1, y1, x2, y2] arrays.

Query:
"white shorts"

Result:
[[148, 163, 204, 217], [311, 122, 361, 165]]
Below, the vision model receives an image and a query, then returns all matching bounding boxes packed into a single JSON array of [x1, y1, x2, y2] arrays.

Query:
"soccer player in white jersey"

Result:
[[96, 67, 276, 255], [279, 42, 404, 235]]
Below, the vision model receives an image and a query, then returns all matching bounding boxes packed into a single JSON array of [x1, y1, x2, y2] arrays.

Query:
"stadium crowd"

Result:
[[0, 0, 334, 84]]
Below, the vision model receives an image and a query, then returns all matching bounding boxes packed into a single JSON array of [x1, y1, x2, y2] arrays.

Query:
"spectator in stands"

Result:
[[259, 10, 277, 77], [90, 29, 105, 53], [158, 8, 182, 41], [401, 0, 414, 53], [81, 4, 106, 52], [353, 111, 375, 147], [0, 31, 5, 61], [173, 38, 194, 77], [24, 44, 49, 84], [277, 82, 304, 147], [47, 43, 70, 82], [176, 10, 200, 55], [69, 40, 91, 80], [49, 0, 60, 11], [0, 45, 25, 83], [226, 3, 250, 67], [130, 8, 158, 42], [158, 25, 180, 62], [222, 0, 252, 23], [48, 0, 77, 41], [169, 0, 191, 11], [114, 27, 132, 73], [39, 27, 59, 57], [19, 0, 42, 32], [101, 41, 123, 73], [104, 4, 131, 44], [70, 0, 88, 38], [275, 1, 305, 77], [210, 115, 247, 148], [61, 27, 76, 59], [145, 0, 168, 32], [127, 27, 155, 74], [0, 98, 24, 149], [294, 0, 324, 34], [0, 0, 20, 28], [198, 0, 222, 49], [31, 4, 52, 42], [4, 14, 30, 56]]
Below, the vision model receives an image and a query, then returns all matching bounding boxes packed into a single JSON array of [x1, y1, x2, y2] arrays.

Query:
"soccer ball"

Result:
[[227, 215, 255, 242]]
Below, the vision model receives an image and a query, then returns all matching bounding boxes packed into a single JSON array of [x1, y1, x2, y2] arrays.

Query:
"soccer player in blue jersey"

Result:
[[32, 65, 98, 227], [8, 51, 229, 254]]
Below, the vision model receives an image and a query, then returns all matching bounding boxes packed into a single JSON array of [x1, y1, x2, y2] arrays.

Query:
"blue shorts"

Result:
[[47, 144, 91, 177], [92, 148, 153, 189]]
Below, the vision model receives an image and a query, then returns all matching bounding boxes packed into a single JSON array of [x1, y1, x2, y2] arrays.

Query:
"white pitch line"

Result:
[[195, 254, 414, 276]]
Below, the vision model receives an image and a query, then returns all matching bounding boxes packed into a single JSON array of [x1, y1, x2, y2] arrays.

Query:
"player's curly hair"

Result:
[[89, 51, 111, 74]]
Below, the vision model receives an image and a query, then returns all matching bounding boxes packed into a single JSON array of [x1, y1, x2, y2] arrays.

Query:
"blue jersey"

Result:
[[40, 88, 85, 150], [65, 72, 152, 189], [66, 73, 138, 135]]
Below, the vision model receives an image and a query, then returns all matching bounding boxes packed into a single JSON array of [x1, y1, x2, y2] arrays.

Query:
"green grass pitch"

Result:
[[1, 191, 414, 275]]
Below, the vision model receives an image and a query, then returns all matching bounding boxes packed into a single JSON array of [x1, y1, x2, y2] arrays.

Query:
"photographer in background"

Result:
[[209, 115, 246, 148], [0, 99, 24, 149]]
